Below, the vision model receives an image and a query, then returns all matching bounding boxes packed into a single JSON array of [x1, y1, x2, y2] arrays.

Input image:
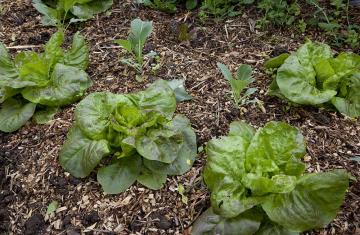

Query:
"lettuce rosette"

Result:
[[191, 121, 348, 235], [265, 38, 360, 118], [59, 79, 197, 194], [0, 30, 92, 132]]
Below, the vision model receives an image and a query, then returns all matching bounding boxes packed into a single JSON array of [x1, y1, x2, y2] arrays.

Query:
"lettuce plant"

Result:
[[191, 121, 348, 234], [265, 38, 360, 118], [59, 79, 196, 194], [217, 63, 259, 109], [32, 0, 113, 31], [0, 30, 92, 132], [112, 19, 156, 73]]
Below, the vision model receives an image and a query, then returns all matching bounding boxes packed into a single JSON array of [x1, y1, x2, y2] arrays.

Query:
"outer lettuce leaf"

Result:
[[137, 165, 167, 190], [64, 31, 89, 70], [125, 79, 176, 119], [143, 115, 197, 175], [228, 121, 255, 142], [97, 154, 142, 194], [70, 0, 113, 19], [262, 170, 348, 232], [0, 98, 36, 132], [255, 219, 299, 235], [44, 30, 64, 66], [33, 106, 61, 124], [15, 51, 40, 68], [18, 58, 52, 87], [276, 56, 337, 105], [331, 72, 360, 118], [75, 92, 133, 140], [245, 122, 306, 175], [191, 207, 263, 235], [21, 64, 92, 106], [0, 43, 21, 89], [59, 123, 111, 178], [204, 135, 249, 190], [263, 53, 290, 69]]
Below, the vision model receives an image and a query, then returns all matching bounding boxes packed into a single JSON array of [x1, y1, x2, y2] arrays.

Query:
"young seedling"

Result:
[[217, 63, 259, 109], [112, 19, 156, 73]]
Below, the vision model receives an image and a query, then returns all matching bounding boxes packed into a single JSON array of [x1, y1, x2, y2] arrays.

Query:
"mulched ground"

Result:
[[0, 0, 360, 234]]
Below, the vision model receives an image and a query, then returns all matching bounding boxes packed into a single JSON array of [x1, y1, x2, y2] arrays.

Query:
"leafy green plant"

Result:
[[137, 0, 177, 14], [0, 31, 92, 132], [32, 0, 113, 33], [200, 0, 251, 20], [191, 121, 348, 234], [257, 0, 300, 27], [59, 79, 197, 194], [217, 63, 259, 109], [112, 19, 156, 73], [265, 39, 360, 118], [151, 56, 162, 75]]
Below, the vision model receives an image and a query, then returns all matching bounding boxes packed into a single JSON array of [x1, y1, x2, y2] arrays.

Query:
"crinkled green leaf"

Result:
[[276, 56, 337, 105], [228, 121, 255, 142], [70, 0, 113, 19], [59, 123, 111, 178], [255, 218, 299, 235], [246, 122, 306, 174], [125, 79, 176, 119], [135, 123, 183, 163], [137, 165, 167, 190], [331, 72, 360, 118], [191, 207, 263, 235], [19, 58, 52, 87], [264, 53, 290, 69], [165, 78, 196, 103], [262, 170, 348, 232], [311, 56, 335, 89], [204, 135, 249, 191], [21, 63, 92, 106], [75, 92, 132, 140], [64, 31, 89, 70], [97, 154, 142, 194], [15, 51, 40, 68], [143, 115, 196, 175], [33, 106, 61, 124], [44, 30, 64, 66], [0, 98, 36, 132]]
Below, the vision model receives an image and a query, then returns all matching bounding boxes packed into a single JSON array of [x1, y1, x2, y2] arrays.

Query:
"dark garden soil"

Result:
[[0, 0, 360, 234]]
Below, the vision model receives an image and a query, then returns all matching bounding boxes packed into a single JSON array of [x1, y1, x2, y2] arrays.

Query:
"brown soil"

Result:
[[0, 0, 360, 234]]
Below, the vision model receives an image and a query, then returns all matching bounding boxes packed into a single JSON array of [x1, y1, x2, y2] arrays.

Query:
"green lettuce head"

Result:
[[59, 79, 197, 194]]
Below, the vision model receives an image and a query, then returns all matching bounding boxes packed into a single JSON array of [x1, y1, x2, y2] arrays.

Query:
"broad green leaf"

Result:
[[113, 39, 133, 55], [237, 64, 252, 81], [44, 30, 64, 66], [217, 62, 233, 81], [228, 121, 255, 142], [210, 176, 248, 217], [97, 154, 142, 194], [125, 79, 176, 119], [245, 122, 306, 174], [59, 124, 111, 178], [331, 72, 360, 118], [21, 64, 92, 106], [276, 55, 337, 105], [65, 0, 77, 13], [46, 201, 58, 214], [307, 18, 319, 25], [33, 3, 60, 26], [262, 170, 348, 232], [19, 58, 52, 87], [186, 0, 197, 9], [255, 218, 299, 235], [311, 56, 335, 89], [165, 78, 196, 103], [135, 123, 183, 163], [129, 19, 153, 58], [15, 51, 40, 68], [191, 207, 263, 235], [137, 165, 167, 190], [33, 106, 61, 124], [204, 135, 249, 190], [41, 15, 58, 26], [0, 98, 36, 132], [64, 31, 89, 70], [70, 0, 113, 19], [268, 77, 285, 99], [263, 53, 290, 69], [75, 92, 133, 140], [143, 115, 197, 175]]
